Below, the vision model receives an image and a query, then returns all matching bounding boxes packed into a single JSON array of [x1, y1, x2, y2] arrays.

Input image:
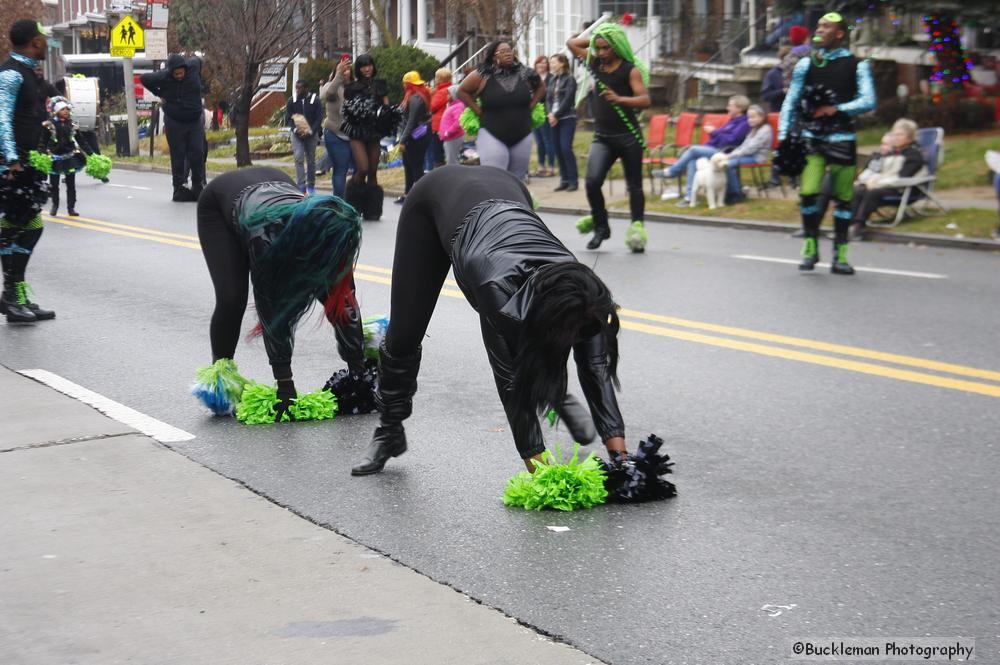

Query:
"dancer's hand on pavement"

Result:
[[275, 379, 297, 422]]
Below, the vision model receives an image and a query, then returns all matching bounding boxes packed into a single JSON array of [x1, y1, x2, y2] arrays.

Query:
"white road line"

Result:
[[18, 369, 195, 443], [106, 183, 153, 191], [732, 254, 948, 279]]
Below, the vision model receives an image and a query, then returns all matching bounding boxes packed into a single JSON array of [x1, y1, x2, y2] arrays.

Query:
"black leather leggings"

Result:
[[585, 132, 645, 230]]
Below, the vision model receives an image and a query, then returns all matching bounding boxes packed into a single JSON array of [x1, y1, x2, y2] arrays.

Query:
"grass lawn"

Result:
[[644, 196, 998, 239]]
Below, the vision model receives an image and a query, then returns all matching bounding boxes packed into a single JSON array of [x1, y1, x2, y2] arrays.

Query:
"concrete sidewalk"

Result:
[[0, 366, 602, 665]]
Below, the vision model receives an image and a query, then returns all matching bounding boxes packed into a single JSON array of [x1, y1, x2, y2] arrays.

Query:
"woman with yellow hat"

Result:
[[391, 71, 431, 204]]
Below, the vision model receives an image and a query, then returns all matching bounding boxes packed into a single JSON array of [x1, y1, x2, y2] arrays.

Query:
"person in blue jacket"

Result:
[[778, 12, 875, 275]]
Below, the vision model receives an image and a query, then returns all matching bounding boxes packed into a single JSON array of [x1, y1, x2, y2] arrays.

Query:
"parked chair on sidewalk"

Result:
[[655, 112, 698, 197], [867, 126, 947, 228], [640, 114, 671, 193]]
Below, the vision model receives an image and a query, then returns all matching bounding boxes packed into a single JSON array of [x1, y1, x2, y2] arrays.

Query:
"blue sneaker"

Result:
[[306, 186, 316, 195]]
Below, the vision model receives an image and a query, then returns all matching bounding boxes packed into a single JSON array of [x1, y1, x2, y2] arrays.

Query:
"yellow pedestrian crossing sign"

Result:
[[110, 16, 144, 57]]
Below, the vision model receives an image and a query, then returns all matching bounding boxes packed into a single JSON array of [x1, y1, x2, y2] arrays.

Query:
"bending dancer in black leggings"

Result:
[[197, 167, 369, 420], [352, 164, 631, 476]]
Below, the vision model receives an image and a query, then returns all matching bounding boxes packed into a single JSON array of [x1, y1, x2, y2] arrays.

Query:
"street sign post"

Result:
[[108, 15, 145, 156]]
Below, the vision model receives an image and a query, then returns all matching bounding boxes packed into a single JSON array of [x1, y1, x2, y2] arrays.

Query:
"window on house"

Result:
[[596, 0, 673, 20]]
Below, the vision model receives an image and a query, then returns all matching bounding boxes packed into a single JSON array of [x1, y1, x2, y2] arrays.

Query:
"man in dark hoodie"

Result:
[[140, 53, 206, 202]]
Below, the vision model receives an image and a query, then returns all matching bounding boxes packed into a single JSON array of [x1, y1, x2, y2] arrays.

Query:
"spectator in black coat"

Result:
[[285, 79, 323, 194], [759, 46, 789, 112], [140, 53, 207, 202]]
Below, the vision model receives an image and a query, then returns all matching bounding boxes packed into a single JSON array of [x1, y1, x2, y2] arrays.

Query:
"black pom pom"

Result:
[[603, 434, 676, 503], [774, 134, 807, 177], [323, 358, 378, 415]]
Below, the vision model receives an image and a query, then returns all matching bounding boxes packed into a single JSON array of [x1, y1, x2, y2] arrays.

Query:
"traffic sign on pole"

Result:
[[109, 16, 144, 58]]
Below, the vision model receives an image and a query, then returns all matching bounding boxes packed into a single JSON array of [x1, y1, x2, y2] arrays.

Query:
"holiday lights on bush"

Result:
[[922, 14, 973, 92]]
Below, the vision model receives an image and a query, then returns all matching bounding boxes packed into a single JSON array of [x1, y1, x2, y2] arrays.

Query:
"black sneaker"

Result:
[[172, 186, 196, 202]]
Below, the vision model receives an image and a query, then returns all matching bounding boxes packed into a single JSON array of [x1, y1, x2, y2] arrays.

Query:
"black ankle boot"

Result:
[[351, 343, 421, 476], [344, 181, 368, 218], [1, 286, 37, 323], [364, 184, 384, 221], [799, 237, 819, 271], [17, 282, 55, 320], [586, 224, 611, 250], [830, 242, 855, 275], [352, 424, 407, 476]]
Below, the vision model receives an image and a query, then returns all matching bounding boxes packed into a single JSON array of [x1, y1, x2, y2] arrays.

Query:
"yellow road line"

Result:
[[45, 214, 201, 242], [618, 308, 1000, 383], [47, 217, 201, 250], [48, 216, 1000, 397], [621, 319, 1000, 399]]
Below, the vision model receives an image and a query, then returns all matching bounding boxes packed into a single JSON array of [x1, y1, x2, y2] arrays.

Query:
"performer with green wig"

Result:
[[194, 167, 372, 421], [567, 23, 651, 252]]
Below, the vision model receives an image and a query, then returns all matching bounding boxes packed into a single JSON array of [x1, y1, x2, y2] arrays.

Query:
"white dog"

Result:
[[690, 153, 729, 209]]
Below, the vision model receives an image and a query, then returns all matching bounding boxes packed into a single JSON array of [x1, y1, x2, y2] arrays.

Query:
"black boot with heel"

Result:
[[351, 343, 421, 476]]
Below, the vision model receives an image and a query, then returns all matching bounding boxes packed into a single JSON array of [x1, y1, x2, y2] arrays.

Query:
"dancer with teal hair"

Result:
[[567, 22, 651, 253], [193, 167, 374, 421]]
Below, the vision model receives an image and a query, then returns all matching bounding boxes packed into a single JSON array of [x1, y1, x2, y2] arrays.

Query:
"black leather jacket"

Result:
[[451, 200, 625, 455]]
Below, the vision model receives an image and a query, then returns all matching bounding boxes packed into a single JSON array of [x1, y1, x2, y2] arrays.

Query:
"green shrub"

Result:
[[297, 57, 338, 93], [369, 44, 441, 104], [873, 95, 996, 134]]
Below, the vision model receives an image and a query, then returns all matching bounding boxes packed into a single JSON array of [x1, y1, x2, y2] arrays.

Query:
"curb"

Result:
[[112, 163, 1000, 252]]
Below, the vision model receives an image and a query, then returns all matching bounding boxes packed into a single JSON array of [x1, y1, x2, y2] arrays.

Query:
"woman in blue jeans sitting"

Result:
[[715, 105, 772, 205], [661, 95, 751, 206]]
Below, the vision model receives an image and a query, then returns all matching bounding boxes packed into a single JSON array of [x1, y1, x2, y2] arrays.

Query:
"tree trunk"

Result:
[[234, 102, 252, 167], [234, 67, 258, 167]]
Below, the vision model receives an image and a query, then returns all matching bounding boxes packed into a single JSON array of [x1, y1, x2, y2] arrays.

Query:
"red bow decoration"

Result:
[[621, 12, 634, 26]]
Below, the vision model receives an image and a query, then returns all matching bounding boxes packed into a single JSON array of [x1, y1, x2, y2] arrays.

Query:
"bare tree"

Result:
[[1, 0, 43, 60], [363, 0, 398, 47], [173, 0, 348, 166]]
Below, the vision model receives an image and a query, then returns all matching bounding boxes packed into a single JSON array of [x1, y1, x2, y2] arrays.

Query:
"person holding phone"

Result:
[[320, 55, 355, 198]]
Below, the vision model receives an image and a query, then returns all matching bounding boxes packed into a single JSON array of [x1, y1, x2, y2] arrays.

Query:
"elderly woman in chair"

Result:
[[849, 118, 926, 239]]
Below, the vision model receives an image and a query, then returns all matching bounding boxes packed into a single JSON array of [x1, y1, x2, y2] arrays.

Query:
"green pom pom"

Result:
[[531, 103, 546, 129], [625, 220, 647, 253], [235, 384, 339, 424], [192, 358, 249, 415], [84, 153, 113, 180], [459, 107, 480, 137], [544, 408, 557, 427], [236, 382, 281, 424], [502, 443, 609, 511], [575, 215, 594, 234], [28, 150, 53, 175], [290, 389, 338, 421], [531, 195, 541, 211]]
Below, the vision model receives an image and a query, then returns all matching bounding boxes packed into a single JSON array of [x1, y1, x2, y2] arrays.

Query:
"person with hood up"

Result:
[[140, 53, 207, 202]]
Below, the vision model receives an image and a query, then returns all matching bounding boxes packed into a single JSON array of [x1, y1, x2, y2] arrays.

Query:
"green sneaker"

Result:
[[830, 243, 855, 275], [799, 237, 819, 271]]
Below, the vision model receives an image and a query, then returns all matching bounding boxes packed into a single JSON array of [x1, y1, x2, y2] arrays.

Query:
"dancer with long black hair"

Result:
[[351, 165, 645, 484], [195, 167, 373, 421], [341, 54, 392, 221], [567, 23, 650, 252]]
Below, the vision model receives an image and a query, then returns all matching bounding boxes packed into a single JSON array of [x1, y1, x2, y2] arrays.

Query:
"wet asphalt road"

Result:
[[3, 169, 999, 664]]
